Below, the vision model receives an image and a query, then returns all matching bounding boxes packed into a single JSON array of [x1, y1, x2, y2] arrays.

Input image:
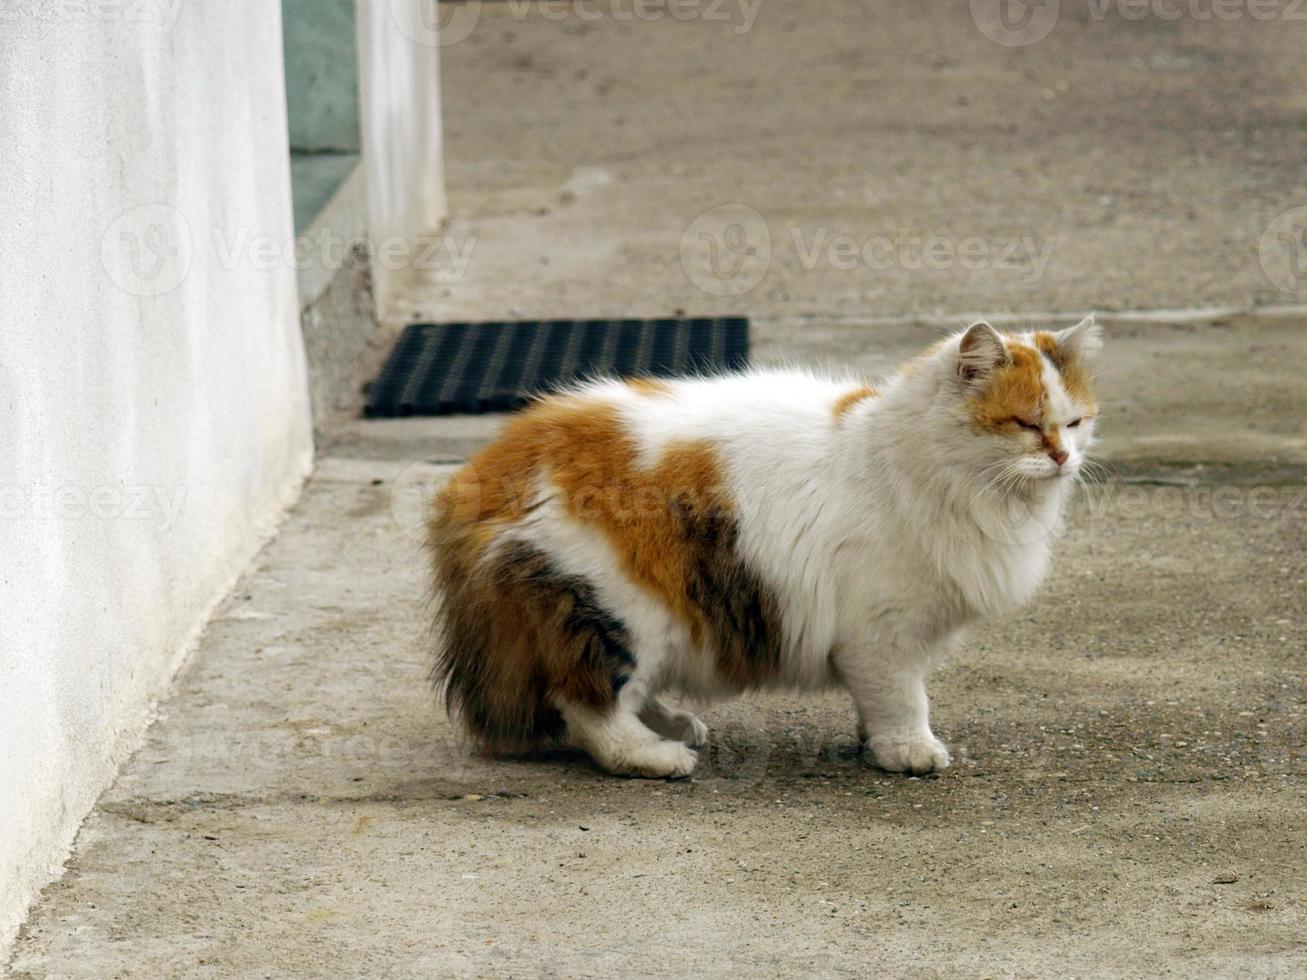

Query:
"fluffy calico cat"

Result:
[[428, 317, 1101, 777]]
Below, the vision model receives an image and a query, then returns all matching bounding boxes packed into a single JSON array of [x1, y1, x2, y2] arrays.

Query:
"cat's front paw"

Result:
[[863, 732, 951, 775]]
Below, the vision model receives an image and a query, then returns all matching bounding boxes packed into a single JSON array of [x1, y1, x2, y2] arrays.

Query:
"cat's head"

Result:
[[944, 316, 1101, 489]]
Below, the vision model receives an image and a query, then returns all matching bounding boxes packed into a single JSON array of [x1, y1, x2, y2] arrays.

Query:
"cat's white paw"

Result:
[[864, 732, 951, 775], [606, 739, 698, 779]]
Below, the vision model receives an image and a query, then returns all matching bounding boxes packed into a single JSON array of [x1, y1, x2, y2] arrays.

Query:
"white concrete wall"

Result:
[[356, 0, 448, 315], [0, 2, 313, 953]]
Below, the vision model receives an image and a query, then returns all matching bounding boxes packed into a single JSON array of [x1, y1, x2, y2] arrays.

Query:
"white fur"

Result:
[[502, 318, 1100, 777]]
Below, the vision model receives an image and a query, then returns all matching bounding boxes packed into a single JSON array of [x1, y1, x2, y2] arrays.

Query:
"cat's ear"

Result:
[[1051, 315, 1103, 364], [957, 321, 1007, 384]]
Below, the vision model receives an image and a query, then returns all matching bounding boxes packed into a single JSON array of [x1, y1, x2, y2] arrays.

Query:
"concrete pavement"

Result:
[[8, 312, 1305, 977], [395, 0, 1307, 323]]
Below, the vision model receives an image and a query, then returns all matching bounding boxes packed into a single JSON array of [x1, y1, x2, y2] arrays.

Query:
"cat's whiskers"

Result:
[[1074, 456, 1111, 519], [963, 459, 1032, 510], [957, 465, 1014, 511], [960, 458, 1021, 501]]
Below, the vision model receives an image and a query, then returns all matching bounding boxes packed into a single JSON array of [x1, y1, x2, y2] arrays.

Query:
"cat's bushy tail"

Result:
[[428, 462, 631, 751]]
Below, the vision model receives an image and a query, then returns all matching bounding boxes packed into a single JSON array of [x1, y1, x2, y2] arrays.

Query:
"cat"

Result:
[[427, 316, 1101, 778]]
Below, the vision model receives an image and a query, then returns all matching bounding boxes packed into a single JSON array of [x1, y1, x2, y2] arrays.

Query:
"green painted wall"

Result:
[[282, 0, 360, 152]]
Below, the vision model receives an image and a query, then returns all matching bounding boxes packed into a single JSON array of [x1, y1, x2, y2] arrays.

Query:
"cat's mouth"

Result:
[[1027, 463, 1074, 482]]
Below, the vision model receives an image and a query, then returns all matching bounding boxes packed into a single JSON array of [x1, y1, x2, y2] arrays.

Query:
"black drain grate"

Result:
[[364, 317, 749, 416]]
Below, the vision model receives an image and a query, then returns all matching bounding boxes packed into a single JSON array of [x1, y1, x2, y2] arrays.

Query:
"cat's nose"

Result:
[[1050, 449, 1069, 466]]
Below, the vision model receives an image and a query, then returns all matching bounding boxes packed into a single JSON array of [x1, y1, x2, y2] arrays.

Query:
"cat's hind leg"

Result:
[[560, 692, 698, 778], [639, 697, 709, 748]]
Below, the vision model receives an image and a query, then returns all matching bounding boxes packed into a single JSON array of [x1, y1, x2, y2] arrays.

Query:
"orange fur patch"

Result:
[[436, 397, 729, 631], [1033, 331, 1098, 409], [430, 396, 782, 743], [968, 342, 1047, 432], [832, 385, 879, 423], [625, 377, 672, 396]]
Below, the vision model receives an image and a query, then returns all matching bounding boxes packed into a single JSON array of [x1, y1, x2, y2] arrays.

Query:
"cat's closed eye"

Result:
[[1010, 417, 1041, 431], [1067, 418, 1083, 429]]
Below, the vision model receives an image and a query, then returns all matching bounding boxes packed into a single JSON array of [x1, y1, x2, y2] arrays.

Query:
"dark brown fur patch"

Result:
[[428, 396, 783, 747], [428, 534, 633, 750], [677, 499, 785, 689]]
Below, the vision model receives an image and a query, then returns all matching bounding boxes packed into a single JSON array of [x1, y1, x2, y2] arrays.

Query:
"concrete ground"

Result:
[[9, 4, 1307, 978], [395, 0, 1307, 323]]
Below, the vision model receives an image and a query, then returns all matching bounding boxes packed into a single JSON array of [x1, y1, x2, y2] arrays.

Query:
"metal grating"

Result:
[[364, 317, 749, 416]]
